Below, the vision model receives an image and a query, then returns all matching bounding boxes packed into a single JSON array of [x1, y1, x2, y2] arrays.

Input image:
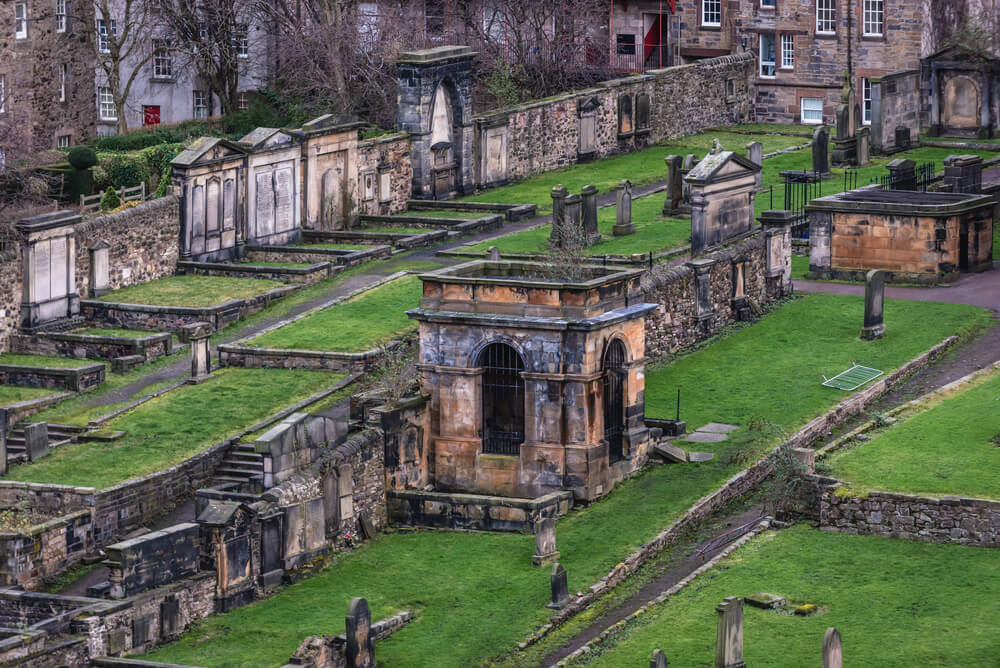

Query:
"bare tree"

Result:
[[93, 0, 160, 134], [0, 112, 58, 243]]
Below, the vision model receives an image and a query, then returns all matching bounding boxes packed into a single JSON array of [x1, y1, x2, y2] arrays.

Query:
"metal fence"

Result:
[[869, 162, 936, 192], [783, 172, 822, 238]]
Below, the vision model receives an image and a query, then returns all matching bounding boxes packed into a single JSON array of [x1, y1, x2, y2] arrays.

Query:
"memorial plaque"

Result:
[[34, 239, 51, 302], [579, 115, 596, 155], [379, 171, 392, 202], [206, 180, 220, 232], [256, 171, 275, 236], [223, 178, 236, 231], [362, 170, 376, 202], [191, 185, 205, 239], [274, 168, 293, 232], [49, 236, 67, 301]]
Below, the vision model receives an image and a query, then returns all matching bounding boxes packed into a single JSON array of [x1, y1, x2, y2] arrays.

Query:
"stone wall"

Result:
[[873, 71, 921, 152], [0, 252, 20, 354], [357, 133, 413, 216], [497, 53, 754, 182], [0, 509, 92, 589], [316, 430, 388, 535]]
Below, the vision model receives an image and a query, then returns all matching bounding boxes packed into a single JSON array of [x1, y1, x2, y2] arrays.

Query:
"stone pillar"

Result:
[[180, 322, 213, 383], [870, 78, 884, 154], [808, 210, 833, 277], [549, 185, 569, 247], [532, 517, 559, 566], [886, 158, 916, 190], [745, 141, 763, 189], [25, 422, 50, 462], [758, 210, 794, 297], [581, 185, 601, 244], [689, 186, 710, 255], [547, 562, 570, 609], [613, 180, 635, 237], [88, 240, 111, 298], [861, 269, 886, 341], [822, 627, 842, 668], [346, 597, 374, 668], [944, 154, 983, 194], [714, 596, 745, 668]]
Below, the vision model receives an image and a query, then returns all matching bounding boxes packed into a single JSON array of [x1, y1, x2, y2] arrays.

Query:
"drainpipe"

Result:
[[847, 0, 853, 82]]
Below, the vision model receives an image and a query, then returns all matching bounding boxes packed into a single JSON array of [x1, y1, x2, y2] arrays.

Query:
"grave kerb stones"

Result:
[[532, 517, 559, 566], [715, 596, 745, 668], [346, 597, 375, 668], [181, 321, 213, 382], [822, 627, 842, 668], [581, 184, 601, 244], [860, 269, 885, 340], [613, 180, 635, 237], [547, 562, 571, 609]]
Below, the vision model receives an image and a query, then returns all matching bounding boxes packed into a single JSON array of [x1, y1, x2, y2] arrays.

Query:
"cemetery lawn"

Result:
[[829, 367, 1000, 499], [246, 275, 421, 352], [0, 385, 58, 406], [644, 294, 991, 438], [0, 353, 101, 369], [5, 368, 338, 488], [236, 261, 316, 269], [297, 242, 372, 251], [357, 226, 438, 235], [72, 328, 163, 338], [790, 255, 809, 280], [462, 193, 690, 256], [570, 525, 1000, 667], [393, 209, 486, 219], [93, 275, 285, 307]]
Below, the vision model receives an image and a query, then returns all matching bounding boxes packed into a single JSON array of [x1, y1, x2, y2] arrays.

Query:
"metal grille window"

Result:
[[759, 33, 776, 78], [603, 340, 627, 464], [862, 78, 872, 125], [816, 0, 835, 34], [57, 134, 71, 148], [153, 39, 172, 78], [15, 3, 27, 39], [478, 343, 525, 456], [863, 0, 883, 35], [193, 90, 209, 118], [702, 0, 721, 27], [98, 86, 116, 120], [781, 34, 794, 69], [56, 0, 67, 32]]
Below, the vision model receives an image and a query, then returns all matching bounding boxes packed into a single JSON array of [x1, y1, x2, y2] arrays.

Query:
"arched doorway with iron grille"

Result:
[[478, 342, 525, 456], [603, 339, 628, 464]]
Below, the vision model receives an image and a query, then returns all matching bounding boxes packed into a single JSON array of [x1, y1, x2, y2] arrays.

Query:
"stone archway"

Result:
[[942, 75, 981, 129]]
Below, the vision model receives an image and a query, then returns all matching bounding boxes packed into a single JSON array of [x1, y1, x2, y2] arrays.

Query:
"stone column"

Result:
[[689, 187, 710, 255], [549, 185, 568, 246], [808, 210, 833, 277], [758, 209, 794, 298], [715, 596, 745, 668], [663, 155, 685, 215], [88, 240, 111, 298], [581, 185, 600, 244], [180, 322, 213, 383], [687, 259, 715, 334], [870, 78, 884, 154]]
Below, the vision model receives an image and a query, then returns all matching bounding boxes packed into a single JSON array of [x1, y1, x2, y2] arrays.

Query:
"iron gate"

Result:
[[479, 343, 525, 456], [603, 340, 627, 464]]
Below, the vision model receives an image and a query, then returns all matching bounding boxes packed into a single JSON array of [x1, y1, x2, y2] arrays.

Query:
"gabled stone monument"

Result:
[[17, 211, 81, 331], [685, 140, 761, 254]]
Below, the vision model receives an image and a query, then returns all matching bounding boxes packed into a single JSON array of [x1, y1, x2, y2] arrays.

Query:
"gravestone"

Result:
[[160, 597, 182, 638], [613, 180, 635, 236], [860, 269, 885, 340], [822, 627, 842, 668], [681, 154, 698, 206], [715, 596, 744, 668], [832, 71, 859, 167], [812, 126, 830, 176], [17, 211, 81, 331], [358, 513, 376, 540], [532, 517, 559, 566], [578, 97, 600, 159], [181, 322, 213, 382], [88, 240, 111, 298], [25, 422, 49, 462], [745, 142, 763, 189], [894, 125, 911, 150], [565, 194, 583, 245], [581, 185, 601, 244], [549, 185, 569, 246], [857, 127, 871, 167], [651, 649, 669, 668], [663, 155, 685, 215], [346, 597, 374, 668], [547, 562, 571, 609], [886, 158, 916, 190], [618, 94, 633, 137], [0, 411, 7, 475], [487, 246, 500, 262]]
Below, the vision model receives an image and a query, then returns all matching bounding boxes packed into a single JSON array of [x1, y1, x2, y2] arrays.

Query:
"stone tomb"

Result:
[[408, 261, 657, 501], [88, 240, 111, 298], [240, 127, 302, 247], [298, 115, 367, 230], [17, 211, 81, 331], [924, 47, 999, 139], [685, 141, 761, 255]]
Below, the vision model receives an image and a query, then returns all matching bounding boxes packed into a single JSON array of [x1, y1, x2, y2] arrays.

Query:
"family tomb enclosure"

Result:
[[923, 47, 1000, 140], [408, 260, 658, 501], [685, 141, 761, 255]]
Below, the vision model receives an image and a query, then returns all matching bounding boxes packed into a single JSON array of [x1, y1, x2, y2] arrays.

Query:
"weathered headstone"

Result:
[[650, 649, 669, 668], [358, 513, 376, 541], [547, 562, 571, 609], [682, 154, 698, 205], [812, 126, 830, 176], [581, 185, 601, 244], [663, 154, 685, 215], [25, 422, 49, 462], [532, 517, 559, 566], [487, 246, 501, 262], [745, 141, 763, 189], [549, 185, 569, 247], [857, 127, 871, 167], [180, 322, 213, 382], [715, 596, 744, 668], [894, 125, 911, 150], [613, 180, 635, 236], [822, 627, 842, 668], [832, 71, 859, 167], [565, 194, 583, 243], [88, 240, 111, 298], [861, 269, 885, 340], [346, 597, 374, 668], [886, 158, 916, 190], [0, 411, 7, 475]]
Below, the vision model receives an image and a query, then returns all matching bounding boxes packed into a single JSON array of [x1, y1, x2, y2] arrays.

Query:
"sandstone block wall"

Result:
[[877, 71, 921, 150], [357, 133, 413, 216], [0, 510, 92, 589]]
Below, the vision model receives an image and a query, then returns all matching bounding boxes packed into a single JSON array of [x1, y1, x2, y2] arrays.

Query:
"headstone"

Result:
[[663, 154, 685, 215], [856, 127, 871, 167], [549, 184, 569, 246], [886, 158, 916, 190], [861, 269, 885, 340], [811, 126, 830, 176], [613, 180, 635, 237], [682, 154, 697, 205], [25, 422, 49, 462], [823, 627, 842, 668], [714, 596, 744, 668], [88, 240, 111, 298], [651, 649, 669, 668], [547, 562, 571, 609], [345, 597, 374, 668], [894, 125, 911, 150], [944, 154, 983, 194], [358, 513, 375, 540], [581, 185, 601, 244], [745, 142, 763, 189], [532, 517, 559, 567], [565, 194, 583, 245], [487, 246, 500, 262], [180, 322, 213, 382]]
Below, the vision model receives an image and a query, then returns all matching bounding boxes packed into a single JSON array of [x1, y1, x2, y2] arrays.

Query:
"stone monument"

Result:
[[346, 597, 374, 668], [25, 422, 49, 462], [745, 141, 763, 189], [613, 180, 635, 236], [832, 71, 858, 167], [886, 158, 916, 190], [685, 141, 760, 254], [88, 240, 112, 298], [715, 596, 745, 668], [856, 127, 871, 167], [663, 154, 688, 216], [532, 517, 559, 567], [549, 184, 569, 247], [861, 269, 886, 340], [651, 649, 669, 668], [822, 627, 842, 668], [581, 185, 601, 244], [17, 211, 82, 331], [548, 562, 571, 609], [181, 322, 213, 382]]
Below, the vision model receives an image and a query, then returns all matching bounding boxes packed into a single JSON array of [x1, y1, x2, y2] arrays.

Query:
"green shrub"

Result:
[[154, 174, 171, 198], [99, 187, 121, 211], [66, 169, 94, 202], [92, 165, 111, 191], [67, 146, 98, 170], [137, 142, 184, 182], [102, 153, 150, 188]]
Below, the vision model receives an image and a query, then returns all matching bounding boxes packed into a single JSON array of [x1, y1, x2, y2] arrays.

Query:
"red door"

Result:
[[143, 105, 161, 126]]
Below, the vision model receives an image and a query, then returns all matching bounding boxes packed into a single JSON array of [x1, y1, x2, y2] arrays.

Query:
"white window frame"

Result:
[[0, 75, 6, 114], [98, 18, 117, 53], [816, 0, 836, 34], [801, 97, 824, 125], [152, 38, 173, 78], [59, 63, 67, 102], [237, 91, 249, 110], [759, 33, 776, 78], [862, 77, 872, 125], [15, 3, 28, 39], [702, 0, 721, 27], [863, 0, 883, 36], [56, 0, 67, 32], [98, 86, 116, 121], [359, 2, 379, 46], [57, 134, 71, 149], [233, 23, 249, 58], [780, 34, 794, 69], [193, 90, 209, 119]]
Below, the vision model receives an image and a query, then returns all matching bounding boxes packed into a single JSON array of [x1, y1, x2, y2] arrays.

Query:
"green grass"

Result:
[[356, 227, 437, 235], [5, 368, 339, 488], [0, 385, 58, 406], [246, 276, 422, 353], [573, 526, 1000, 667], [0, 353, 100, 369], [463, 193, 689, 256], [72, 328, 162, 338], [94, 275, 286, 307], [791, 255, 809, 280], [236, 261, 316, 269], [297, 243, 373, 251], [394, 209, 485, 220], [645, 294, 992, 435], [830, 367, 1000, 499], [919, 133, 1000, 145], [708, 123, 816, 136]]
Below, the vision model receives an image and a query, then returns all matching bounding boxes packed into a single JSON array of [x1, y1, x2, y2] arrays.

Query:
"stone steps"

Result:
[[210, 443, 264, 489]]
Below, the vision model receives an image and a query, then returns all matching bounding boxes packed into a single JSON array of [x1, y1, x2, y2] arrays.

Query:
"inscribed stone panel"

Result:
[[274, 167, 293, 232], [49, 236, 67, 300], [223, 178, 236, 231], [256, 170, 275, 237], [206, 180, 220, 232], [34, 239, 51, 302]]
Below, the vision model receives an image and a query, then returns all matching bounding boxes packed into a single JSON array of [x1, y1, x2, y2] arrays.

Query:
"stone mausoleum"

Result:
[[408, 261, 658, 501]]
